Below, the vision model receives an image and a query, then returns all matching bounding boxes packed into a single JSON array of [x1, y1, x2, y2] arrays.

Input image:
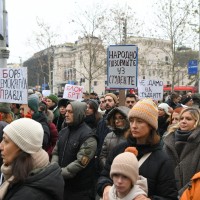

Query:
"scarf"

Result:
[[175, 129, 192, 157], [0, 165, 13, 200], [0, 149, 49, 199], [109, 184, 147, 200]]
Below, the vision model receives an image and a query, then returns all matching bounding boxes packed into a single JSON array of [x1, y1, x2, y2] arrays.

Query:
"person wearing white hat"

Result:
[[158, 103, 171, 137], [0, 118, 64, 200]]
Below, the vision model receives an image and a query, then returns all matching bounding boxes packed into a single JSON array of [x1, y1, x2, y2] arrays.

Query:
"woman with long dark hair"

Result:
[[0, 118, 64, 200]]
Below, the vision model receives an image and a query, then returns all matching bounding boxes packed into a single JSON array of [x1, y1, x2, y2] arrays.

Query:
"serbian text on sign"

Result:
[[107, 45, 138, 89], [63, 84, 84, 100], [0, 67, 28, 104], [138, 79, 163, 101]]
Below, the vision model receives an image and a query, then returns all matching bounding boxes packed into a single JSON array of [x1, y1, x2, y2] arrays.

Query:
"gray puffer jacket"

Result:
[[99, 106, 130, 171]]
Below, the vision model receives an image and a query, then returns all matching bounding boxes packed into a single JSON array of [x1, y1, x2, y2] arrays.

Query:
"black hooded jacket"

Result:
[[97, 137, 178, 200], [4, 163, 64, 200], [51, 101, 97, 193]]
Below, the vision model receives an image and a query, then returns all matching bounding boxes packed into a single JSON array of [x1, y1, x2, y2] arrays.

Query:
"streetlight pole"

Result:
[[0, 0, 9, 68]]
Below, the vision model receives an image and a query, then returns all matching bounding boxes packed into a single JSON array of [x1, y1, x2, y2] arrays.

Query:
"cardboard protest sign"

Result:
[[63, 84, 84, 100], [0, 67, 28, 104], [138, 79, 163, 101], [107, 45, 138, 89], [42, 90, 51, 97]]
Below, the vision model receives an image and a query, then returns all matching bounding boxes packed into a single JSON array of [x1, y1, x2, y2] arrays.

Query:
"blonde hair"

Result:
[[168, 107, 200, 133]]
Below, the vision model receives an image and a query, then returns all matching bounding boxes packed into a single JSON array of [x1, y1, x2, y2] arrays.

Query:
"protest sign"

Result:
[[0, 67, 28, 104], [138, 79, 163, 101], [63, 84, 84, 100], [42, 90, 51, 97], [107, 45, 138, 89]]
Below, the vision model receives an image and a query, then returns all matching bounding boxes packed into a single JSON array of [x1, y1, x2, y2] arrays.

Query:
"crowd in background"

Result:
[[0, 88, 200, 200]]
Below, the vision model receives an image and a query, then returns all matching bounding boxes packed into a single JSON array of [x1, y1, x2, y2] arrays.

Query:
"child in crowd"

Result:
[[109, 151, 148, 200]]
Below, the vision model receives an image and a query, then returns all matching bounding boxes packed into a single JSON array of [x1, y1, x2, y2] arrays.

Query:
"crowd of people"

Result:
[[0, 89, 200, 200]]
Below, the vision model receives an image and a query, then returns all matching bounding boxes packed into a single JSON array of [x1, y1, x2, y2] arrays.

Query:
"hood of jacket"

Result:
[[106, 106, 130, 134], [68, 101, 87, 127], [24, 163, 64, 200]]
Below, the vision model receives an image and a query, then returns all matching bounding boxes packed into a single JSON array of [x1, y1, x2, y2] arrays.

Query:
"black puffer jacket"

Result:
[[4, 163, 64, 200], [97, 137, 178, 200]]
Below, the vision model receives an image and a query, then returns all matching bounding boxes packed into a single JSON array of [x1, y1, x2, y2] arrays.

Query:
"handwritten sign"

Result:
[[138, 79, 163, 101], [107, 45, 138, 89], [0, 67, 28, 104], [63, 84, 84, 100], [42, 90, 51, 97]]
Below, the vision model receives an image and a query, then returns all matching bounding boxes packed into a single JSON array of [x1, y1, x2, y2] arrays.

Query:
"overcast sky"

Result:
[[6, 0, 155, 63]]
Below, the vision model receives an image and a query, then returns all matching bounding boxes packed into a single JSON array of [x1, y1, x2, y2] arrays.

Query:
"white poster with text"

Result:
[[107, 45, 138, 89], [63, 84, 84, 100], [138, 79, 163, 101], [0, 67, 28, 104]]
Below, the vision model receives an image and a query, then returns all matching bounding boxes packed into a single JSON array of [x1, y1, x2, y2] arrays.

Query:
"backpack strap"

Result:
[[138, 152, 152, 168]]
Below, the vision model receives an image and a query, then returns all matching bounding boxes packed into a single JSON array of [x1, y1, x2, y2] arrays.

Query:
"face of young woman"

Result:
[[0, 134, 21, 166], [129, 117, 152, 143], [112, 174, 132, 198], [158, 108, 166, 117], [179, 111, 196, 131], [86, 104, 94, 116], [59, 106, 66, 115], [114, 113, 125, 128], [171, 112, 179, 124]]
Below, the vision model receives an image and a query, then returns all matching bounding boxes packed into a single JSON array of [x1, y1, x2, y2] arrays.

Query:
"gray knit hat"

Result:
[[3, 118, 44, 154], [0, 103, 11, 113], [110, 152, 139, 185]]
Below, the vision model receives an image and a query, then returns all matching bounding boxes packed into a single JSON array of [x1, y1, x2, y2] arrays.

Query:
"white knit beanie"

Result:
[[110, 152, 139, 185], [3, 118, 44, 154], [158, 103, 170, 115]]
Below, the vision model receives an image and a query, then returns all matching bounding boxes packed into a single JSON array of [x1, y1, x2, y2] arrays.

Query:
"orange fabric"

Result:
[[180, 172, 200, 200]]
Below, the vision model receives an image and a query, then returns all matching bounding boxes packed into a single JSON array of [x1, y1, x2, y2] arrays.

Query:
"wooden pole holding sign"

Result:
[[118, 90, 125, 106]]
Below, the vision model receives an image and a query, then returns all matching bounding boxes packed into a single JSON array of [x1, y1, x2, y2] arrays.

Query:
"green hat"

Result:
[[28, 94, 39, 113], [0, 103, 11, 113], [47, 94, 58, 104]]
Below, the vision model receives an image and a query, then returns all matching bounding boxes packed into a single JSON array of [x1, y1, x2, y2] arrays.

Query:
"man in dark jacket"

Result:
[[51, 101, 97, 200]]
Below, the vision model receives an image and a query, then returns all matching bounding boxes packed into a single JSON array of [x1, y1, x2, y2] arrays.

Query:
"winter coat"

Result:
[[32, 112, 50, 149], [51, 101, 97, 197], [99, 131, 126, 171], [97, 137, 178, 200], [53, 114, 65, 132], [3, 163, 64, 200], [45, 122, 58, 158], [163, 127, 200, 191], [109, 176, 147, 200], [99, 106, 130, 171], [49, 104, 59, 120], [158, 115, 170, 137]]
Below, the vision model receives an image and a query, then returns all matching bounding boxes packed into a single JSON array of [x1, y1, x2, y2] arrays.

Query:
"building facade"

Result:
[[23, 36, 193, 95]]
